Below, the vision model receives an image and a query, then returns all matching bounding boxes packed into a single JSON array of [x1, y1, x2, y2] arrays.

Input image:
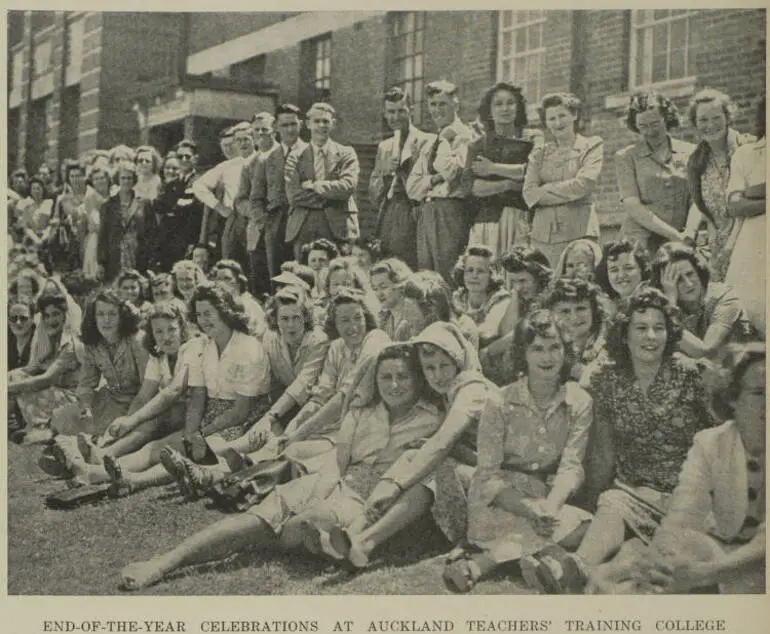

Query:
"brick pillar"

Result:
[[77, 12, 104, 153], [44, 11, 67, 167], [16, 11, 33, 171]]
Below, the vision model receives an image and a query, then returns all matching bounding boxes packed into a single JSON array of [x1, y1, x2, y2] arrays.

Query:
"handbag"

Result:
[[207, 458, 293, 513]]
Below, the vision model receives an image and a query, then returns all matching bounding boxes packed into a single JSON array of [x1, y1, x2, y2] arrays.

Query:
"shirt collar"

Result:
[[505, 378, 567, 418]]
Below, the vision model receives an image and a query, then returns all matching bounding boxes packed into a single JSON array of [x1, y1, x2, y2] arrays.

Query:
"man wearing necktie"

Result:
[[369, 87, 434, 270], [284, 102, 361, 261], [406, 80, 474, 285], [235, 106, 305, 296]]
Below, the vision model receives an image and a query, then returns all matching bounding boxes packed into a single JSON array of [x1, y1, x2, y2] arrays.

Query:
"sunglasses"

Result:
[[9, 315, 30, 324]]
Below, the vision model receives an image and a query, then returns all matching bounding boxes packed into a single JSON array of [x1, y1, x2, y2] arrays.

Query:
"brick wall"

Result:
[[187, 13, 290, 56]]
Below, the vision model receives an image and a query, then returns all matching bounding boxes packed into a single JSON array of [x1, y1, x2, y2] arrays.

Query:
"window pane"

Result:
[[502, 10, 512, 28], [503, 30, 513, 57], [652, 53, 667, 83], [635, 29, 647, 85], [394, 35, 405, 59], [653, 10, 670, 20], [514, 57, 526, 80], [502, 59, 511, 81], [669, 48, 685, 79], [323, 57, 331, 78], [416, 12, 424, 29], [405, 58, 413, 80], [529, 24, 541, 49], [652, 23, 667, 60], [315, 59, 323, 79], [514, 30, 526, 53]]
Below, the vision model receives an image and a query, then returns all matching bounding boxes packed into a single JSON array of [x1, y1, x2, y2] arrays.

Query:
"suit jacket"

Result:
[[285, 139, 360, 242], [97, 193, 147, 282], [236, 141, 307, 251], [662, 420, 763, 542], [369, 126, 434, 210]]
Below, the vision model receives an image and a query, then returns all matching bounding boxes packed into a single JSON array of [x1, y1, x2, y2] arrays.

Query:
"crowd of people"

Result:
[[6, 79, 766, 595]]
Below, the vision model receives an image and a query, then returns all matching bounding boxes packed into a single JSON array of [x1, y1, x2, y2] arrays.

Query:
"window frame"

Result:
[[312, 33, 332, 94], [496, 10, 547, 107], [390, 11, 426, 124], [629, 9, 698, 89]]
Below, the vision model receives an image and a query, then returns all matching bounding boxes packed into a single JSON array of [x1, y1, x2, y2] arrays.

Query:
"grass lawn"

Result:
[[7, 442, 534, 596]]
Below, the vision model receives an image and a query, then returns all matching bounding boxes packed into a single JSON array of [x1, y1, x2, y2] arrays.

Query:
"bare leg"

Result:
[[121, 513, 276, 590], [123, 464, 175, 492], [119, 432, 184, 473], [576, 505, 626, 566], [347, 483, 434, 565], [104, 419, 165, 459]]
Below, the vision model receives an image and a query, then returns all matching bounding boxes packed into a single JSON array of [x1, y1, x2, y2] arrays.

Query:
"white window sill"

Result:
[[604, 76, 698, 110]]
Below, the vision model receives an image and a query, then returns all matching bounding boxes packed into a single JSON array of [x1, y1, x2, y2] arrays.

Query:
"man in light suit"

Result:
[[406, 80, 474, 284], [369, 87, 434, 270], [235, 105, 306, 296], [284, 102, 360, 261]]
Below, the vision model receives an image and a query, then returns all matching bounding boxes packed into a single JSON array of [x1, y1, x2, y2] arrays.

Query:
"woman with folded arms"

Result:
[[523, 93, 604, 266]]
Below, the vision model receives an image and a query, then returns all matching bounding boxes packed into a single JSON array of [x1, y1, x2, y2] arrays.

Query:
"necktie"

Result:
[[427, 135, 441, 175], [314, 146, 326, 181]]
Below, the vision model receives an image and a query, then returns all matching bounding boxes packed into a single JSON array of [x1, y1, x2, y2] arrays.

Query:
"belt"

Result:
[[424, 196, 466, 203]]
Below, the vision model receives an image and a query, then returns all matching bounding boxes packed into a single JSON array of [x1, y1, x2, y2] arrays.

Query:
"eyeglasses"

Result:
[[9, 315, 30, 324], [253, 128, 272, 135]]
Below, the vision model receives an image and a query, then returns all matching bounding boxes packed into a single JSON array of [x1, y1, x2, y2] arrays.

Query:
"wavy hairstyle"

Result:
[[501, 246, 553, 290], [188, 282, 250, 334], [323, 287, 379, 341], [650, 242, 710, 296], [594, 239, 651, 300], [115, 268, 149, 304], [538, 92, 582, 130], [626, 91, 681, 133], [369, 258, 413, 285], [301, 238, 340, 265], [142, 301, 192, 358], [687, 88, 736, 128], [81, 288, 142, 347], [324, 256, 370, 296], [212, 259, 248, 294], [509, 309, 573, 383], [400, 270, 456, 324], [478, 81, 528, 133], [604, 286, 683, 372], [35, 289, 69, 316], [451, 244, 505, 293], [711, 343, 766, 420], [265, 287, 314, 333], [371, 342, 433, 405], [538, 277, 605, 341]]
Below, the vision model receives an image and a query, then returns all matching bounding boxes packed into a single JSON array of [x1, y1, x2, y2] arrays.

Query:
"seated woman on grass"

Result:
[[593, 239, 650, 319], [211, 259, 267, 339], [526, 287, 718, 594], [161, 288, 389, 498], [442, 310, 593, 593], [319, 321, 490, 570], [115, 268, 153, 316], [73, 302, 200, 468], [49, 289, 149, 438], [311, 256, 373, 329], [119, 342, 442, 591], [8, 290, 83, 444], [64, 282, 270, 496], [369, 258, 416, 341], [589, 343, 765, 595]]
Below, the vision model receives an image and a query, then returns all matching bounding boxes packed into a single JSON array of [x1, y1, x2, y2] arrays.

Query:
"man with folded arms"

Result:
[[284, 103, 360, 261]]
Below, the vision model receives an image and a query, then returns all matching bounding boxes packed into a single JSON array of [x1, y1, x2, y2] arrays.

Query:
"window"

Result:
[[391, 12, 425, 123], [31, 11, 55, 33], [313, 34, 332, 98], [12, 50, 24, 89], [497, 11, 546, 105], [631, 10, 696, 87], [33, 40, 52, 77], [64, 18, 84, 72]]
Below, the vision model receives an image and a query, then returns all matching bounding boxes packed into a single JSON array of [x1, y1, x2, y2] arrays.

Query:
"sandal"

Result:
[[442, 557, 481, 594], [158, 446, 197, 500], [104, 455, 133, 498], [77, 432, 103, 465]]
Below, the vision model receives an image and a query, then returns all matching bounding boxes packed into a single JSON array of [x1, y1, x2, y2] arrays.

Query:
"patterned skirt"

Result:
[[10, 368, 79, 429], [203, 396, 270, 442], [596, 480, 671, 545]]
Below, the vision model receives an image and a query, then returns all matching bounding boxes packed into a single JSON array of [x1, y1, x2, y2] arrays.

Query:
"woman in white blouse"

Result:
[[725, 96, 766, 339]]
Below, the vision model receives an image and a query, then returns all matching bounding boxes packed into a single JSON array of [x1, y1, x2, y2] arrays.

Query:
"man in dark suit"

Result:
[[284, 102, 360, 261], [235, 106, 306, 296]]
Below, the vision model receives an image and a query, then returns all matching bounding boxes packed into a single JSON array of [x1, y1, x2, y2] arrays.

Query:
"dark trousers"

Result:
[[416, 198, 470, 285]]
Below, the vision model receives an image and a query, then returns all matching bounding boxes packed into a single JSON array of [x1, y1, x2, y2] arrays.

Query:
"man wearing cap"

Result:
[[284, 102, 360, 261], [236, 106, 307, 295], [406, 80, 473, 284], [369, 87, 434, 270], [193, 123, 255, 269]]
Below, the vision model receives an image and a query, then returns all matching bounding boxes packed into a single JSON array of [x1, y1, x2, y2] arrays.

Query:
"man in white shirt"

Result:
[[193, 122, 255, 271], [369, 86, 434, 270], [406, 80, 473, 284], [284, 103, 360, 261]]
